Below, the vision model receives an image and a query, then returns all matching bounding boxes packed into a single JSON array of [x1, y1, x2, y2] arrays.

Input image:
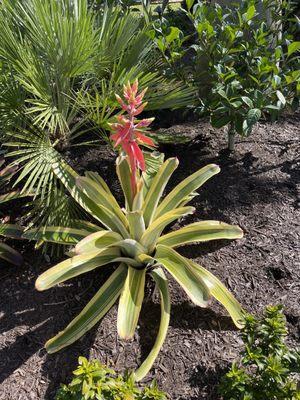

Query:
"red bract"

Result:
[[110, 80, 155, 195]]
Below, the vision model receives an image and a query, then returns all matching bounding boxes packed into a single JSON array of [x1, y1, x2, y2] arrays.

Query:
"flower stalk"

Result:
[[110, 80, 155, 196]]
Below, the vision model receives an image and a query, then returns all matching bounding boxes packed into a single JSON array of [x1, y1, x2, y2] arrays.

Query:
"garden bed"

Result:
[[0, 113, 299, 400]]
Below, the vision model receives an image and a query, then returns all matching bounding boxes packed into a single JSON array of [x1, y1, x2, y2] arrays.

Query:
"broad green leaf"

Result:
[[186, 0, 195, 12], [0, 224, 24, 239], [0, 242, 23, 266], [23, 227, 90, 245], [158, 221, 243, 248], [141, 207, 195, 252], [117, 266, 146, 339], [189, 259, 244, 328], [241, 96, 253, 108], [276, 90, 286, 106], [143, 157, 179, 227], [74, 231, 122, 255], [36, 247, 120, 290], [45, 264, 127, 353], [247, 108, 261, 128], [116, 155, 133, 211], [166, 27, 181, 44], [211, 114, 231, 129], [243, 4, 255, 21], [288, 42, 300, 57], [135, 267, 170, 381], [155, 245, 209, 306], [155, 164, 220, 220]]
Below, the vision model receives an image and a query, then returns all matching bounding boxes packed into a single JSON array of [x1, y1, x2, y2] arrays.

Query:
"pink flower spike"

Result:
[[110, 80, 154, 196], [133, 102, 147, 116], [131, 79, 138, 96], [135, 88, 148, 104], [115, 94, 128, 111]]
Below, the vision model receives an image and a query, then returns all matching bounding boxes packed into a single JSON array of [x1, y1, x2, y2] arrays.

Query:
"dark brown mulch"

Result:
[[0, 114, 299, 400]]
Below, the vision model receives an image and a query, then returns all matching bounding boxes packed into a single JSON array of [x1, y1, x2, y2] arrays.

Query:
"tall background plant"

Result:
[[0, 0, 195, 238]]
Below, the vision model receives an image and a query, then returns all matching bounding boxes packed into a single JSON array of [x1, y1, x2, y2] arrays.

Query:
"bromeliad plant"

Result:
[[27, 82, 244, 380]]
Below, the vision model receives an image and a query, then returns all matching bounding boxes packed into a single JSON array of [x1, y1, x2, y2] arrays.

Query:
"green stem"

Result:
[[227, 125, 235, 152]]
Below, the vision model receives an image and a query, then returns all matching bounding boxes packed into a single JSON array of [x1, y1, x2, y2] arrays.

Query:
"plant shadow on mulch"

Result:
[[0, 113, 299, 399]]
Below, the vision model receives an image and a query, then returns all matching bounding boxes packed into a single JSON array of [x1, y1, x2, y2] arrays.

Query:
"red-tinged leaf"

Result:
[[136, 118, 154, 128], [131, 142, 145, 171], [133, 102, 147, 116], [136, 131, 156, 146]]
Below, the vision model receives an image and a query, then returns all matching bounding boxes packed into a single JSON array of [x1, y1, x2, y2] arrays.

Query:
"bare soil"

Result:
[[0, 114, 299, 400]]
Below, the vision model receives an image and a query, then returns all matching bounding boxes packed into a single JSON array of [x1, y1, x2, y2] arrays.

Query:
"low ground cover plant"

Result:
[[219, 305, 300, 399], [151, 0, 300, 149], [56, 356, 167, 400], [24, 82, 244, 379]]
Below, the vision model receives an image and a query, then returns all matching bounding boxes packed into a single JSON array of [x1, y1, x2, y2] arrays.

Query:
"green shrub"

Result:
[[55, 357, 167, 400], [151, 0, 300, 150], [219, 305, 300, 400]]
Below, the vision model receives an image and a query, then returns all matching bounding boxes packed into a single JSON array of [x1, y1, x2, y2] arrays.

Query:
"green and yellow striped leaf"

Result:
[[76, 176, 128, 228], [142, 158, 179, 227], [117, 266, 146, 339], [135, 267, 170, 381], [158, 221, 243, 248], [74, 231, 122, 255], [74, 220, 103, 233], [141, 207, 195, 252], [23, 227, 90, 245], [45, 264, 127, 353], [155, 245, 210, 306], [36, 247, 120, 291], [51, 158, 129, 238], [189, 259, 244, 328], [155, 164, 220, 220], [127, 211, 145, 242]]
